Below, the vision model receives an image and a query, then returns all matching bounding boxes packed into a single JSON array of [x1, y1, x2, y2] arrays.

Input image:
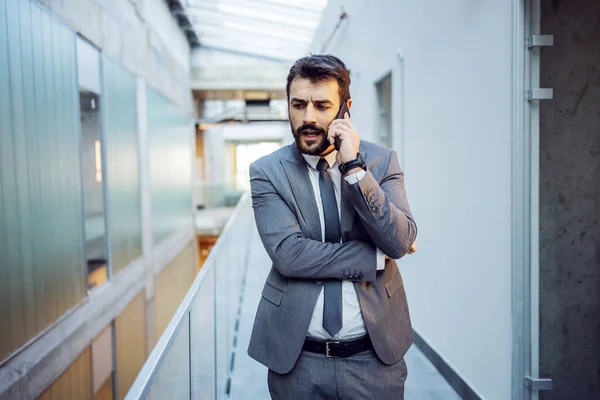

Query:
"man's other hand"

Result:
[[407, 242, 418, 254], [383, 242, 418, 259]]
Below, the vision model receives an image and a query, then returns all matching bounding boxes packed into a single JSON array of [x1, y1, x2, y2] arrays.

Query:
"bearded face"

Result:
[[290, 121, 331, 155], [288, 77, 341, 156]]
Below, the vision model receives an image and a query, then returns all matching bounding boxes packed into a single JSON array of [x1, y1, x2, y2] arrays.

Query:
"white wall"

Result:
[[191, 47, 291, 91], [311, 2, 515, 399]]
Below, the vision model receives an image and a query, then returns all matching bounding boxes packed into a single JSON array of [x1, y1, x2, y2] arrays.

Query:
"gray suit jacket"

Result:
[[247, 140, 417, 374]]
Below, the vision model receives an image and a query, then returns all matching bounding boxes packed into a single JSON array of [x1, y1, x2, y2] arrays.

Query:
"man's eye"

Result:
[[293, 103, 305, 109]]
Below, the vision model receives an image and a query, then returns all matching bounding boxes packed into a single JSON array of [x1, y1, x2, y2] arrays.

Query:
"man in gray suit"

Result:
[[248, 54, 417, 399]]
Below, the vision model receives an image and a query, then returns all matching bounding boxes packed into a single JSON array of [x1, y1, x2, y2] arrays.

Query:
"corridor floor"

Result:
[[229, 228, 462, 400]]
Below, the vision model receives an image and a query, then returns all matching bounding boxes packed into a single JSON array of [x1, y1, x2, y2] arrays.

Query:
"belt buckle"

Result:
[[325, 341, 340, 358]]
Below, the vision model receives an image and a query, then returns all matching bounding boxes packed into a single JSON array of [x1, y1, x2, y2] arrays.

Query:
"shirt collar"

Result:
[[302, 150, 338, 171]]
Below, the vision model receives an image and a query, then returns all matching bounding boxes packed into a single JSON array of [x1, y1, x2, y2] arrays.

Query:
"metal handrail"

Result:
[[125, 191, 251, 399]]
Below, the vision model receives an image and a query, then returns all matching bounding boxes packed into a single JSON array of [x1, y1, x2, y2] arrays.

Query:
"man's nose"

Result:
[[303, 104, 317, 124]]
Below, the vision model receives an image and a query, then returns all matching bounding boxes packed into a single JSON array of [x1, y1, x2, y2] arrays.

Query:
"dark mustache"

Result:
[[298, 124, 326, 135]]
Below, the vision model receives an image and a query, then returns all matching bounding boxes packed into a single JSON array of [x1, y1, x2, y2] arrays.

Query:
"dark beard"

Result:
[[291, 122, 330, 155]]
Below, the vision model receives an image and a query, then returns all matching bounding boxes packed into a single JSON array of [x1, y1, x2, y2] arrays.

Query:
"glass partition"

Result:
[[148, 316, 191, 399], [126, 193, 253, 400], [190, 266, 216, 400]]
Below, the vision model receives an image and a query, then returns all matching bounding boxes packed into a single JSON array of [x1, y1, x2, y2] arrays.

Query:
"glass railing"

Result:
[[126, 193, 254, 400], [195, 181, 244, 210]]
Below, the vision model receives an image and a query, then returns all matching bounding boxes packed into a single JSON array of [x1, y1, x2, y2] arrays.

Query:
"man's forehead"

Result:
[[289, 77, 339, 100]]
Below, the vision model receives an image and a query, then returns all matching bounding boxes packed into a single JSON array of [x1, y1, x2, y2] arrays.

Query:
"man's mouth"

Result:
[[301, 130, 321, 137]]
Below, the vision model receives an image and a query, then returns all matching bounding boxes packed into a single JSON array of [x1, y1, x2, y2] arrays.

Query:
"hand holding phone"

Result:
[[334, 100, 350, 151]]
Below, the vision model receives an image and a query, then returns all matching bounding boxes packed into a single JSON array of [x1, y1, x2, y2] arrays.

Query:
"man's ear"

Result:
[[347, 98, 353, 110]]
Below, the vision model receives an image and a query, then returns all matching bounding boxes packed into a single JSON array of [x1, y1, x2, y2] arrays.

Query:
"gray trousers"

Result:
[[267, 349, 407, 400]]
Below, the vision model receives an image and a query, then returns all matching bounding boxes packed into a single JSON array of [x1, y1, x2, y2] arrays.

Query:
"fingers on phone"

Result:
[[327, 130, 336, 145]]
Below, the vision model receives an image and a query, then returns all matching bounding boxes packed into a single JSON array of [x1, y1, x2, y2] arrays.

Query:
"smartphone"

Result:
[[334, 100, 350, 151]]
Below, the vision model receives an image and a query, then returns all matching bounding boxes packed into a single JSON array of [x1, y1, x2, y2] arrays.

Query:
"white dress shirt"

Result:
[[302, 150, 385, 340]]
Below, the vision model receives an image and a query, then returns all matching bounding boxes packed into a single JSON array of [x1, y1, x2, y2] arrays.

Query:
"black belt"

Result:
[[302, 335, 373, 358]]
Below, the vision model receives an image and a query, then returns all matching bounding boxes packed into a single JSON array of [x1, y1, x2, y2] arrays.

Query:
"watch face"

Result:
[[339, 162, 347, 174]]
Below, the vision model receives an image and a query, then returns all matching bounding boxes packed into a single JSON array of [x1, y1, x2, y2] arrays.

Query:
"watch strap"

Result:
[[339, 153, 366, 174]]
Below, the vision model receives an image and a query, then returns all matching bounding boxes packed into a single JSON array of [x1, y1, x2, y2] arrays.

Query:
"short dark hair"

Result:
[[286, 54, 351, 104]]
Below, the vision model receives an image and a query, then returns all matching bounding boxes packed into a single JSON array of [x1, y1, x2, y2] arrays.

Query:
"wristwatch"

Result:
[[338, 152, 367, 175]]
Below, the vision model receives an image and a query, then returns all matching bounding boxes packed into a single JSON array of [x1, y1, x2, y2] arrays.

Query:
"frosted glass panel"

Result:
[[147, 87, 193, 244], [101, 55, 142, 275], [0, 0, 85, 359]]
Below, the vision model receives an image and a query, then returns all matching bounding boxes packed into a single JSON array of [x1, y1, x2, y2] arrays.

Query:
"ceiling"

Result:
[[193, 88, 286, 101], [185, 0, 328, 61]]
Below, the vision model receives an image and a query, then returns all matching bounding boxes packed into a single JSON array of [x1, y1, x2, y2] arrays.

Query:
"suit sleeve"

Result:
[[345, 150, 417, 259], [250, 162, 378, 282]]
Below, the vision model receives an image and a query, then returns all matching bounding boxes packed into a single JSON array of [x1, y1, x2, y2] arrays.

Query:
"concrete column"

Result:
[[539, 1, 600, 398]]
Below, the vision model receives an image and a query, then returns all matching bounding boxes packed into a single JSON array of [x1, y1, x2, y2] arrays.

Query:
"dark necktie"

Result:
[[316, 158, 343, 337]]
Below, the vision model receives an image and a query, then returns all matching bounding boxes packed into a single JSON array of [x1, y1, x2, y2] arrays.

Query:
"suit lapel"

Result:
[[279, 143, 368, 243], [280, 157, 322, 241]]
